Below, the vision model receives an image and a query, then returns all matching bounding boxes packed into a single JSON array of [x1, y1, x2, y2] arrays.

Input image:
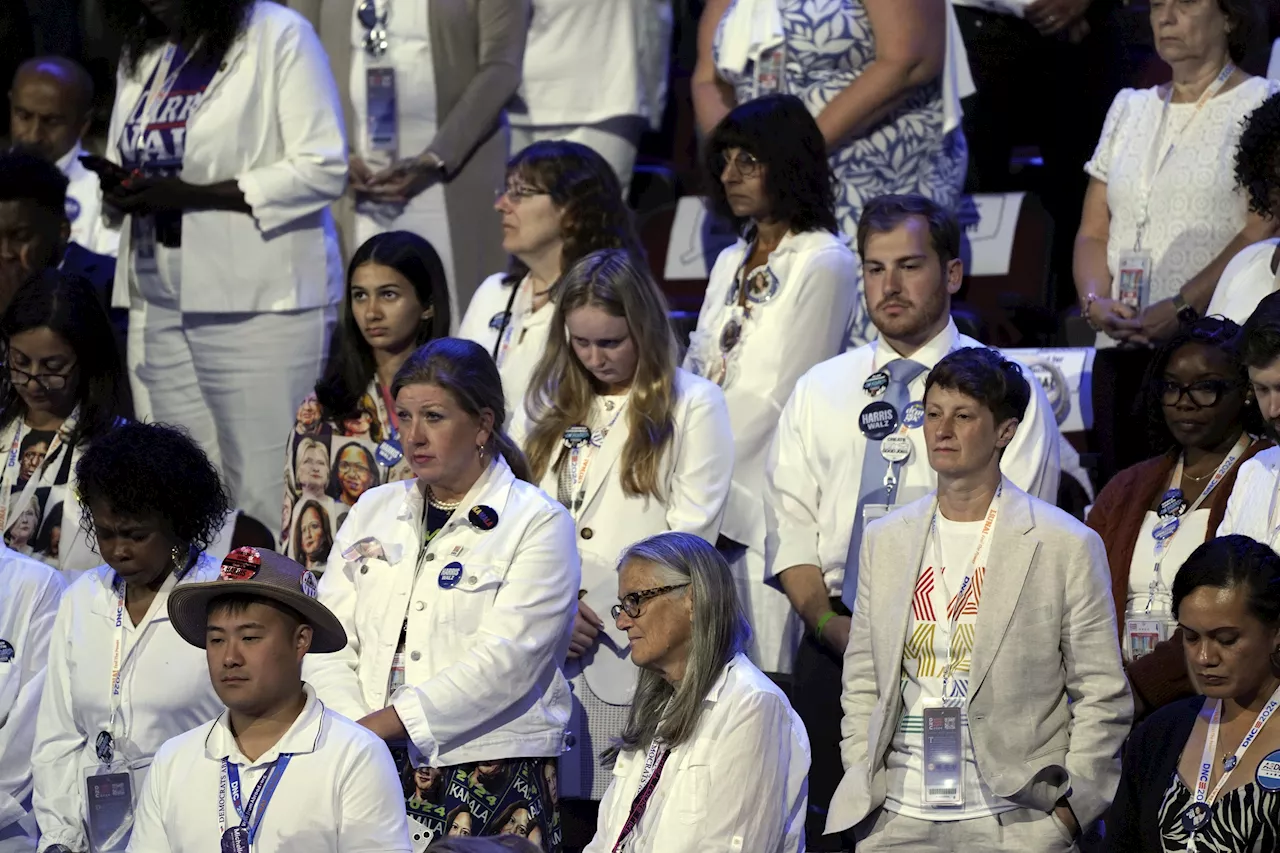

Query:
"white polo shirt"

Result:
[[56, 144, 120, 259], [0, 549, 65, 853], [128, 685, 411, 853], [765, 320, 1061, 594]]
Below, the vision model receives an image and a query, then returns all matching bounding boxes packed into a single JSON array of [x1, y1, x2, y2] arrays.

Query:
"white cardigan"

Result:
[[106, 1, 347, 313]]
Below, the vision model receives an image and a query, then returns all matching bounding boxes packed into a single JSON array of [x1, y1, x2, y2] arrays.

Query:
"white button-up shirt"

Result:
[[765, 320, 1061, 593], [305, 457, 580, 767], [584, 654, 810, 853], [1217, 445, 1280, 544], [127, 684, 411, 853], [31, 559, 225, 852], [57, 144, 120, 259], [0, 549, 65, 853]]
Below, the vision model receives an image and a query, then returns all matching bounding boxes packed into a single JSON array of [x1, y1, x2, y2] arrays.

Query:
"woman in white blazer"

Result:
[[684, 94, 857, 676], [520, 249, 734, 806], [304, 337, 580, 849], [101, 0, 347, 531], [32, 423, 229, 853], [457, 141, 645, 421]]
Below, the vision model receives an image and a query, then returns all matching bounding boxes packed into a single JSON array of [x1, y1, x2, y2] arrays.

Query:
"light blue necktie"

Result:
[[841, 358, 927, 609]]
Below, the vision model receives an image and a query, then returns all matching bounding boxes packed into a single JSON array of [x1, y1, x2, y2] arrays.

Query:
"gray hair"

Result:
[[608, 532, 751, 759]]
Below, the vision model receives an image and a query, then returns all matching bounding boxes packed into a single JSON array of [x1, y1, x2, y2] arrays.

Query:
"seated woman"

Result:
[[1088, 317, 1269, 717], [1207, 92, 1280, 324], [0, 270, 130, 577], [584, 532, 809, 853], [1106, 535, 1280, 852], [684, 93, 857, 675], [281, 231, 450, 560], [457, 141, 644, 420], [31, 422, 229, 853]]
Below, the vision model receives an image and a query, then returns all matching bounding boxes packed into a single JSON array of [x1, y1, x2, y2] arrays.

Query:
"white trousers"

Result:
[[510, 116, 647, 198], [127, 297, 337, 530]]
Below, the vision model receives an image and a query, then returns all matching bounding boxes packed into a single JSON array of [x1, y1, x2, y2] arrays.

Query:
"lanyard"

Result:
[[125, 43, 198, 167], [611, 741, 670, 853], [375, 382, 399, 441], [929, 485, 1001, 700], [1135, 63, 1235, 250], [568, 397, 629, 516], [218, 754, 294, 846], [497, 278, 549, 368], [1188, 684, 1280, 844]]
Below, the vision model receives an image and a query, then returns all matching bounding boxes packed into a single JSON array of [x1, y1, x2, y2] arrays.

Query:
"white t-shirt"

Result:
[[1207, 238, 1280, 325], [1085, 77, 1280, 344], [885, 515, 1019, 820], [1126, 509, 1210, 618]]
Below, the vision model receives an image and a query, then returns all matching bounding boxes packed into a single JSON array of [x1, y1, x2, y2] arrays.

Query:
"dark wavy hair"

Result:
[[857, 193, 962, 266], [0, 270, 132, 445], [315, 232, 451, 424], [1174, 534, 1280, 624], [704, 94, 838, 236], [502, 141, 645, 286], [76, 421, 230, 551], [1139, 316, 1263, 451], [106, 0, 255, 76], [1235, 92, 1280, 219], [925, 347, 1031, 424]]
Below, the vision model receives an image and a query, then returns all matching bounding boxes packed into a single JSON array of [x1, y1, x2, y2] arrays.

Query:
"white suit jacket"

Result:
[[526, 368, 734, 705], [828, 480, 1132, 833]]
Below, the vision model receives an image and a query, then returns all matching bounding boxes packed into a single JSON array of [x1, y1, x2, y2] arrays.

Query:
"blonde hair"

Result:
[[524, 250, 677, 499]]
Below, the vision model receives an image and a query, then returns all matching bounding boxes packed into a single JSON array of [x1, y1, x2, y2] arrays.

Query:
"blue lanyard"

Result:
[[220, 754, 293, 845]]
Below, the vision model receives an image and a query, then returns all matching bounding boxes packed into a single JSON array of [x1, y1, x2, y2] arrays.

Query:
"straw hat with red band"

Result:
[[167, 547, 347, 653]]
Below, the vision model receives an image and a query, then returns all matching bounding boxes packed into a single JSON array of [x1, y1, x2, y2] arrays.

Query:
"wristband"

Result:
[[814, 609, 838, 642]]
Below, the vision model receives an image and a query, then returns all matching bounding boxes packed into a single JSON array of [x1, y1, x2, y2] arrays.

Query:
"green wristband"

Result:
[[814, 609, 838, 642]]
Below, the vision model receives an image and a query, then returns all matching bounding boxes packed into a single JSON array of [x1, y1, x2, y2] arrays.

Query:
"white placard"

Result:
[[663, 196, 738, 281], [1001, 347, 1096, 433], [963, 192, 1025, 277]]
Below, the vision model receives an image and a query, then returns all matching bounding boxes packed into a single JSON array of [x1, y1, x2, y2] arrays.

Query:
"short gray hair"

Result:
[[608, 532, 751, 759]]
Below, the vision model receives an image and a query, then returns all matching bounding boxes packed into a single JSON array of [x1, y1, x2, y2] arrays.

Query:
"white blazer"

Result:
[[526, 369, 734, 705], [304, 456, 582, 767], [583, 654, 809, 853], [457, 273, 555, 421], [0, 550, 65, 853], [107, 1, 346, 313]]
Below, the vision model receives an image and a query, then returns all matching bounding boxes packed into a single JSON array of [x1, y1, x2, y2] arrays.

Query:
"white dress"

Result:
[[1085, 76, 1280, 346]]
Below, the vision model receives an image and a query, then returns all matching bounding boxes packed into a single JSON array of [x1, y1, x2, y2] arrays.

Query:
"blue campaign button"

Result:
[[1158, 488, 1186, 519], [375, 438, 403, 467], [903, 401, 925, 429], [1257, 750, 1280, 791], [438, 561, 464, 589], [859, 401, 898, 441]]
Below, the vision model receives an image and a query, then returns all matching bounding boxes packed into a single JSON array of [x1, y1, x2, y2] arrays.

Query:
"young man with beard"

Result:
[[764, 193, 1061, 848], [1219, 290, 1280, 541], [123, 547, 411, 853]]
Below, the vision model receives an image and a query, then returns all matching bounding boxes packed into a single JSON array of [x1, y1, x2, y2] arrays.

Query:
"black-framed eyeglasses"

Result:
[[610, 583, 690, 620], [715, 150, 762, 179], [1156, 378, 1241, 408], [9, 363, 75, 392], [356, 0, 389, 58], [496, 185, 549, 203]]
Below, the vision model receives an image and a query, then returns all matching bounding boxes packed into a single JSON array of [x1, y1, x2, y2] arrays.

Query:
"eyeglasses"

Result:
[[356, 0, 388, 58], [610, 583, 690, 620], [9, 364, 75, 391], [1156, 378, 1241, 408], [496, 185, 549, 203], [715, 150, 762, 179]]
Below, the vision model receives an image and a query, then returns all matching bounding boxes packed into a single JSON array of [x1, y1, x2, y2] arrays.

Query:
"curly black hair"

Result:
[[76, 421, 230, 551], [1138, 316, 1264, 452], [1235, 91, 1280, 219], [105, 0, 255, 77]]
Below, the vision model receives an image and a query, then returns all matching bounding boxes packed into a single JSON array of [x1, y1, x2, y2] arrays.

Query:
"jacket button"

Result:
[[410, 651, 421, 661], [467, 576, 477, 585], [360, 566, 368, 575], [580, 528, 594, 540], [414, 601, 425, 611], [424, 553, 435, 562]]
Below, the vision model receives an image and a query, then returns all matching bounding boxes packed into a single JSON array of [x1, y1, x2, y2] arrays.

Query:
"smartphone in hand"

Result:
[[79, 154, 132, 192]]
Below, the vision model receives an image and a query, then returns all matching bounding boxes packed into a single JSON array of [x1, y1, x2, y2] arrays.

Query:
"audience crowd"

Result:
[[2, 1, 1280, 852]]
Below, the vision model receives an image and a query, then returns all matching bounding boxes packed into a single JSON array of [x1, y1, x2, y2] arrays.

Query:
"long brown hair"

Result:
[[391, 338, 532, 483], [524, 251, 677, 499]]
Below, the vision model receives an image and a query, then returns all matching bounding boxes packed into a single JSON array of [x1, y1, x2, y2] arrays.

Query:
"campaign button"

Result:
[[859, 401, 899, 441], [1257, 751, 1280, 791], [438, 561, 464, 589], [903, 401, 925, 429]]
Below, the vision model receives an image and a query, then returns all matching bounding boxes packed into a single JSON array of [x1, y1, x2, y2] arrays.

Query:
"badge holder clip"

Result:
[[921, 698, 963, 807], [83, 758, 136, 853]]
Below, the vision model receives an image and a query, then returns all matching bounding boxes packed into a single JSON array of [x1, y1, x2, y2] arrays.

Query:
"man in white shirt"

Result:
[[0, 548, 65, 853], [765, 193, 1060, 848], [828, 346, 1130, 850], [1218, 291, 1280, 543], [9, 57, 119, 258], [124, 547, 411, 853]]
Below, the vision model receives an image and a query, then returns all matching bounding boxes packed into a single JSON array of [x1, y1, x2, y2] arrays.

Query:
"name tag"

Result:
[[1116, 249, 1152, 310], [922, 703, 963, 807], [84, 767, 135, 852], [366, 67, 398, 154]]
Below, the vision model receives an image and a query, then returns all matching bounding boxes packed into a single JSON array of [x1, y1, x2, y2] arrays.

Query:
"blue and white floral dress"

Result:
[[714, 0, 967, 345]]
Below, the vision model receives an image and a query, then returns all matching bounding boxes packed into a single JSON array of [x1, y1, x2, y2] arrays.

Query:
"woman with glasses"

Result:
[[684, 94, 857, 677], [1087, 316, 1270, 719], [520, 250, 732, 821], [348, 0, 526, 319], [280, 231, 449, 559], [458, 141, 645, 420], [583, 532, 809, 853], [0, 270, 130, 577]]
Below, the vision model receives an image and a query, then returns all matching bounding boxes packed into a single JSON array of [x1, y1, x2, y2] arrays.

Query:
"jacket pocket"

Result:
[[442, 562, 507, 635]]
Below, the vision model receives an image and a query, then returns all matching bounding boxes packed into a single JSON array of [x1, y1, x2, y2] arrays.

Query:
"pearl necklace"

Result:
[[426, 486, 462, 511]]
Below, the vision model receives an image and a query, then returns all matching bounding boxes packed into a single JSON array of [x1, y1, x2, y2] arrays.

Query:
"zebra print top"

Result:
[[1157, 773, 1280, 852]]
